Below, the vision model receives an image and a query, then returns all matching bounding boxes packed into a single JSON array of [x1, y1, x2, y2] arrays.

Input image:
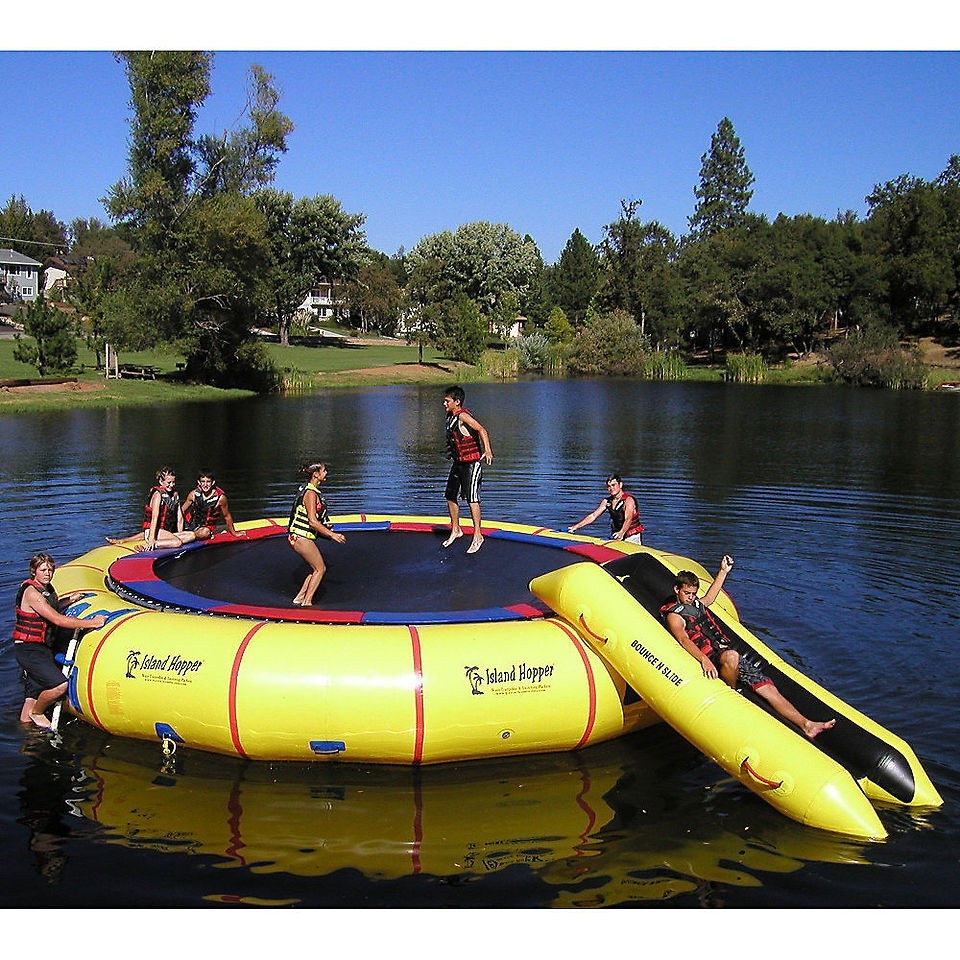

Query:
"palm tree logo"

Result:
[[125, 650, 140, 679], [464, 665, 483, 696]]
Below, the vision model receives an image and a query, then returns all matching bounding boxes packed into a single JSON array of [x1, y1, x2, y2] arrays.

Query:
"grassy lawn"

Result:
[[0, 329, 474, 412]]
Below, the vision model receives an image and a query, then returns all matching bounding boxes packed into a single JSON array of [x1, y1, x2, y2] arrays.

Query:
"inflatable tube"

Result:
[[530, 560, 940, 839], [52, 517, 660, 764], [598, 551, 943, 810]]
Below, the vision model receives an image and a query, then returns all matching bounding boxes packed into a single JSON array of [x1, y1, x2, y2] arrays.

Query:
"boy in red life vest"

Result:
[[568, 474, 645, 544], [182, 469, 242, 541], [442, 386, 494, 554], [661, 555, 836, 740], [12, 553, 108, 730]]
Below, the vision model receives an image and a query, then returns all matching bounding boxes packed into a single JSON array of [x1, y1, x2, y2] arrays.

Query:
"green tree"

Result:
[[544, 305, 574, 344], [105, 52, 293, 388], [404, 221, 542, 351], [254, 190, 367, 345], [864, 172, 957, 336], [341, 255, 405, 336], [549, 228, 600, 326], [12, 293, 78, 376], [0, 194, 67, 255], [597, 199, 680, 345], [688, 117, 755, 241]]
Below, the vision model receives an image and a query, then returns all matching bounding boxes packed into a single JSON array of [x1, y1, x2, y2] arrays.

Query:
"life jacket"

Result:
[[446, 408, 483, 463], [659, 597, 729, 657], [185, 485, 225, 529], [142, 485, 181, 533], [605, 492, 645, 538], [12, 578, 58, 645], [287, 482, 331, 539]]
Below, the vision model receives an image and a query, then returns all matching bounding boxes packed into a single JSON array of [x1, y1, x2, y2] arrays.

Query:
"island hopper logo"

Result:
[[464, 660, 555, 696], [125, 649, 204, 684]]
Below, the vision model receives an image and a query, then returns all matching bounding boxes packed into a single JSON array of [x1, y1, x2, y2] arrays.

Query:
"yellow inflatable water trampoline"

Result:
[[51, 514, 941, 839]]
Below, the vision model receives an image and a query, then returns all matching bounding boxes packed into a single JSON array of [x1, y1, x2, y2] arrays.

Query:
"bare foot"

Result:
[[28, 713, 52, 731], [466, 536, 484, 554], [442, 529, 463, 548], [105, 537, 122, 546], [804, 718, 837, 739]]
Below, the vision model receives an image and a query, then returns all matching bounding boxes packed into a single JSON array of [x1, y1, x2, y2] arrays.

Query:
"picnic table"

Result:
[[117, 363, 158, 380]]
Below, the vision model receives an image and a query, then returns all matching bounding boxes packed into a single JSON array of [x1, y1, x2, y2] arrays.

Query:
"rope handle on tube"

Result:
[[740, 757, 783, 788], [578, 614, 607, 645]]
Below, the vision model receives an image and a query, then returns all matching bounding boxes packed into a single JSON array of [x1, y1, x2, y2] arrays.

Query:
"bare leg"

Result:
[[291, 538, 326, 605], [443, 500, 463, 547], [466, 501, 484, 553], [29, 683, 67, 729], [756, 684, 837, 739], [20, 697, 38, 723]]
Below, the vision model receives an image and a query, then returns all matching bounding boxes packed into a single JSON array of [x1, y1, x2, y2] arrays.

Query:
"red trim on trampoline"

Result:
[[109, 555, 159, 581], [209, 603, 364, 624], [504, 602, 547, 619], [229, 621, 269, 758], [552, 619, 598, 749], [565, 543, 625, 563], [408, 625, 425, 764]]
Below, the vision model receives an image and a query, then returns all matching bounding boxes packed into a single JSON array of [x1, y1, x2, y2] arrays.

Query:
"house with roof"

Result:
[[43, 255, 91, 299], [0, 248, 43, 303], [297, 280, 349, 322]]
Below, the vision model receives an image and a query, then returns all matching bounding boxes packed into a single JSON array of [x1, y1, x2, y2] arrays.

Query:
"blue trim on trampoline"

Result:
[[105, 519, 622, 625]]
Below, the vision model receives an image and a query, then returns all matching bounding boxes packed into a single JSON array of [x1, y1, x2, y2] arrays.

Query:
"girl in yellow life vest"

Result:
[[287, 461, 346, 606]]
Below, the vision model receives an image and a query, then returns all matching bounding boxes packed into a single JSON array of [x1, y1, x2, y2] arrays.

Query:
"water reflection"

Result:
[[55, 726, 872, 907]]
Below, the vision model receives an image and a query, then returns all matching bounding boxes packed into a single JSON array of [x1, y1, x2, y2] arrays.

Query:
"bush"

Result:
[[567, 309, 648, 376], [724, 352, 767, 383], [478, 347, 519, 380], [826, 328, 929, 389], [514, 332, 552, 372], [643, 349, 688, 381]]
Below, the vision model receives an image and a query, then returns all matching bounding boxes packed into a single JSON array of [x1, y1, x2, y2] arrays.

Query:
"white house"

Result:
[[0, 248, 43, 302], [43, 255, 90, 298], [297, 280, 348, 322]]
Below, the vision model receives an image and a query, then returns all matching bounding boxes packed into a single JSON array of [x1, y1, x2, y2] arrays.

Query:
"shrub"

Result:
[[567, 309, 648, 376], [643, 349, 688, 381], [724, 352, 767, 383], [826, 328, 929, 389]]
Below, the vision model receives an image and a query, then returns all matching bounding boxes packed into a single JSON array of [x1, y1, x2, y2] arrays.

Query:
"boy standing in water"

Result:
[[661, 555, 836, 739], [442, 386, 493, 554]]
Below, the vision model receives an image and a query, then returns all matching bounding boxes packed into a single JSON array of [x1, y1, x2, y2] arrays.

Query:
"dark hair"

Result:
[[674, 570, 700, 589], [607, 474, 622, 484], [197, 468, 215, 481], [155, 466, 175, 483], [444, 385, 465, 404], [300, 460, 326, 478]]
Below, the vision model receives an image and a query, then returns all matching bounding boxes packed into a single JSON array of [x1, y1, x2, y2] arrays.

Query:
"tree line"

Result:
[[5, 53, 959, 389]]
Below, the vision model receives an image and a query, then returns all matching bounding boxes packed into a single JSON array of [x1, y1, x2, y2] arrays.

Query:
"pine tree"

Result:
[[688, 117, 755, 240]]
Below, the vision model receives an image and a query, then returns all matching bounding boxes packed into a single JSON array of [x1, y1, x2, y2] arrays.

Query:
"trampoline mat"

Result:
[[140, 526, 603, 621]]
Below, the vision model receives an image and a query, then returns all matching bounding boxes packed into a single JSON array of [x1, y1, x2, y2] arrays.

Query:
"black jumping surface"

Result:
[[152, 528, 586, 614]]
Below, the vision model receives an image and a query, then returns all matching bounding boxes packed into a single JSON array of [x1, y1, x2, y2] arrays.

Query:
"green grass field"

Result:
[[0, 329, 465, 412]]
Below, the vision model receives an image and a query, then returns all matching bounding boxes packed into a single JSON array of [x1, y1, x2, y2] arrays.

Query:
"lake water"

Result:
[[1, 379, 959, 916]]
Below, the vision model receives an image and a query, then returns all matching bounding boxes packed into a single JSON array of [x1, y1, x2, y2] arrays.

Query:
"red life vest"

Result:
[[186, 485, 225, 528], [659, 597, 729, 657], [142, 485, 181, 533], [446, 408, 483, 463], [606, 492, 645, 538], [12, 578, 56, 644]]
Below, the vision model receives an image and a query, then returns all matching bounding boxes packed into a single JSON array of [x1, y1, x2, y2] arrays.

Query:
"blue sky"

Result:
[[3, 10, 959, 263]]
